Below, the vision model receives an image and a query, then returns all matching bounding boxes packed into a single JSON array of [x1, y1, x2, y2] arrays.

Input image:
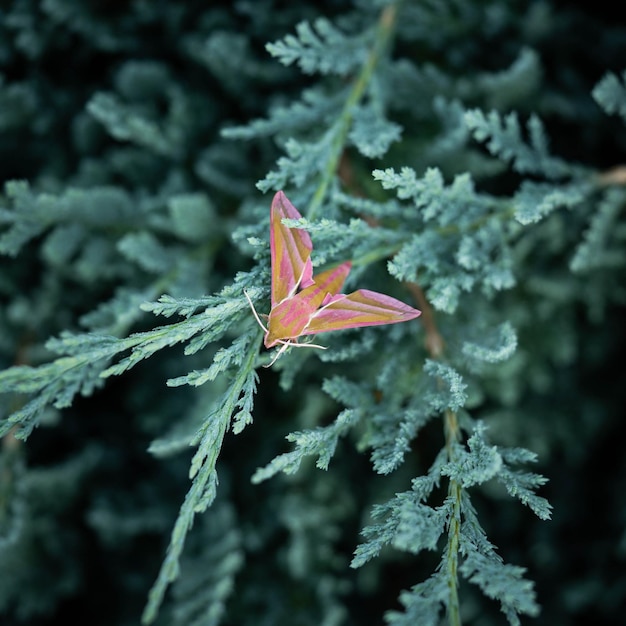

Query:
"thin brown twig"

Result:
[[404, 282, 444, 359], [597, 165, 626, 186]]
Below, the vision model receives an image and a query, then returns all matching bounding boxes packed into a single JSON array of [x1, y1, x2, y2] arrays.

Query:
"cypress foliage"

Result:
[[1, 2, 625, 625]]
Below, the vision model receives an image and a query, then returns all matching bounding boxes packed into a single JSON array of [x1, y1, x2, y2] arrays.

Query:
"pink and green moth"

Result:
[[245, 191, 421, 365]]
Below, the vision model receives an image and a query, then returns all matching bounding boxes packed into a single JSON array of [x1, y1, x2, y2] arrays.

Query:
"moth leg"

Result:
[[275, 338, 327, 351], [264, 338, 327, 368], [265, 341, 291, 368]]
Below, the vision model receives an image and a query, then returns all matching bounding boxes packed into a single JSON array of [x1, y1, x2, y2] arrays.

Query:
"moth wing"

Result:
[[302, 289, 421, 335], [270, 191, 313, 307], [296, 262, 352, 308]]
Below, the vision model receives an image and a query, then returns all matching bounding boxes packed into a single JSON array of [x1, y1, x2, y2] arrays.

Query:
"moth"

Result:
[[245, 191, 421, 365]]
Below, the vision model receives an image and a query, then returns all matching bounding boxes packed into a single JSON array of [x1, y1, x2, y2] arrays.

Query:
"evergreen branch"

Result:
[[0, 294, 252, 438], [233, 5, 402, 215], [374, 166, 521, 312], [462, 552, 539, 625], [251, 408, 361, 483], [570, 186, 626, 273], [222, 88, 344, 140], [497, 467, 552, 521], [102, 297, 249, 375], [459, 495, 541, 626], [280, 214, 406, 267], [87, 91, 186, 159], [462, 322, 517, 365], [424, 361, 468, 413], [445, 478, 462, 626], [351, 451, 448, 568], [0, 337, 121, 439], [497, 447, 552, 520], [417, 283, 461, 626], [0, 3, 605, 623], [385, 571, 450, 626], [348, 104, 402, 158], [512, 180, 588, 225], [141, 336, 259, 625], [464, 109, 584, 180], [307, 3, 399, 220], [166, 503, 244, 626], [368, 403, 433, 475], [373, 166, 506, 233], [266, 18, 368, 77], [443, 408, 462, 626]]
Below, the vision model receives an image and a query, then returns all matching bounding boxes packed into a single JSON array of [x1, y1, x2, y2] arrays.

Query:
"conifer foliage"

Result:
[[1, 2, 625, 625]]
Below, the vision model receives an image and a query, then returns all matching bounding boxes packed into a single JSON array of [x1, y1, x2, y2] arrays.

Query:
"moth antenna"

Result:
[[243, 288, 269, 334]]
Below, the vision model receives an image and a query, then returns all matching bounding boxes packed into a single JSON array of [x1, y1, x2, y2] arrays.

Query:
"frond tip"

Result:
[[266, 18, 367, 76]]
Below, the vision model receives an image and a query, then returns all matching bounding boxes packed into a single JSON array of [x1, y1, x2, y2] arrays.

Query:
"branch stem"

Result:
[[307, 3, 399, 220], [407, 281, 462, 626]]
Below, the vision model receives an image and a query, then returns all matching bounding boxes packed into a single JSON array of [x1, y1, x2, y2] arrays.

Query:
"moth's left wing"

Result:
[[270, 191, 314, 307], [302, 289, 421, 335]]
